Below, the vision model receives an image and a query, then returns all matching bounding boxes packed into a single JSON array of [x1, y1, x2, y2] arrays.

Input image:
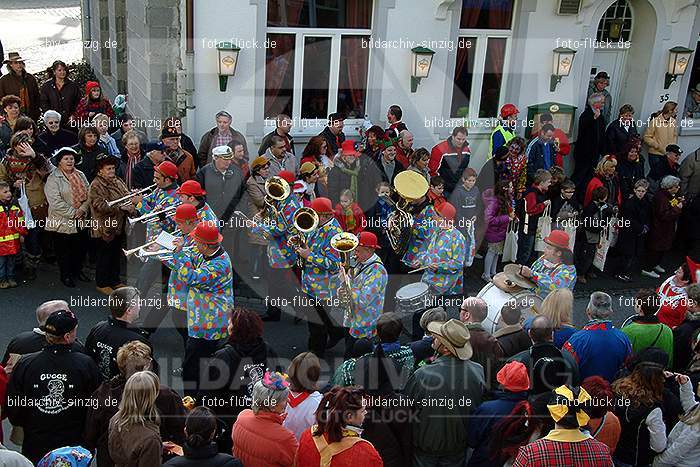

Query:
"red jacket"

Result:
[[0, 201, 28, 256], [429, 138, 470, 177], [295, 428, 384, 467], [232, 409, 298, 467], [334, 203, 366, 235], [552, 128, 570, 167], [583, 176, 622, 208]]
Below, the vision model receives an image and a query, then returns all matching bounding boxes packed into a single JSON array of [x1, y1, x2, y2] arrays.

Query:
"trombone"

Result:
[[107, 184, 157, 208], [331, 232, 359, 320], [262, 176, 291, 221], [128, 204, 179, 226], [287, 207, 319, 268]]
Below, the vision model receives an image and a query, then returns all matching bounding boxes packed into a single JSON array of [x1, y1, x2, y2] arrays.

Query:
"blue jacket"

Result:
[[526, 138, 555, 182], [563, 320, 631, 382], [467, 390, 529, 467]]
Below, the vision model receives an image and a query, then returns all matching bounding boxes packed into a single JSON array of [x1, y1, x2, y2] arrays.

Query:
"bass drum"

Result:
[[476, 282, 542, 334]]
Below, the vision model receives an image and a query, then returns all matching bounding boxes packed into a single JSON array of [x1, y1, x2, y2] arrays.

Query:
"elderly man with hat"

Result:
[[294, 197, 345, 357], [519, 230, 576, 300], [263, 134, 297, 178], [6, 309, 99, 464], [649, 143, 682, 185], [177, 179, 218, 228], [196, 145, 245, 221], [170, 221, 234, 397], [88, 153, 133, 294], [404, 319, 485, 466], [161, 122, 196, 183], [249, 170, 302, 322], [587, 71, 613, 124], [337, 231, 388, 354], [0, 52, 40, 121], [197, 110, 248, 167], [415, 201, 466, 298]]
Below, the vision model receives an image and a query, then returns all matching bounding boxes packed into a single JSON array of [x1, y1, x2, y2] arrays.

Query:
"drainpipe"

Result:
[[185, 0, 195, 110]]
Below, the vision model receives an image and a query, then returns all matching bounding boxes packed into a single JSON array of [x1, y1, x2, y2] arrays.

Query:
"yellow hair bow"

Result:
[[547, 385, 592, 427]]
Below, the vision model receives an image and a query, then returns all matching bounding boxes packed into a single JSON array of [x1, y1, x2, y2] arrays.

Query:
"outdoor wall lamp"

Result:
[[217, 42, 240, 92], [550, 47, 576, 92], [665, 46, 693, 89], [411, 46, 435, 93]]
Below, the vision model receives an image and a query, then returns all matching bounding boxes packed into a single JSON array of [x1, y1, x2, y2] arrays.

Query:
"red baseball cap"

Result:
[[544, 230, 570, 251], [190, 222, 223, 245], [155, 161, 178, 180], [177, 180, 206, 197], [341, 140, 358, 157], [435, 202, 456, 221], [278, 170, 295, 184], [174, 204, 198, 223], [310, 197, 333, 214], [358, 231, 380, 249]]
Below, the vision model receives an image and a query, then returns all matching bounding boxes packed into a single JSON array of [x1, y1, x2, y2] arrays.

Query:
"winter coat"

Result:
[[482, 188, 510, 243], [562, 320, 632, 383], [511, 342, 580, 394], [231, 409, 298, 467], [84, 317, 152, 382], [198, 126, 249, 167], [245, 174, 267, 245], [648, 188, 683, 252], [643, 114, 678, 156], [361, 393, 414, 467], [679, 150, 700, 199], [72, 141, 109, 182], [584, 174, 622, 208], [131, 155, 158, 189], [203, 339, 277, 423], [371, 155, 405, 186], [467, 390, 529, 467], [85, 376, 186, 467], [493, 325, 531, 359], [0, 70, 40, 120], [435, 139, 471, 195], [164, 443, 243, 467], [0, 200, 27, 256], [167, 148, 197, 183], [617, 155, 646, 199], [622, 315, 674, 367], [673, 316, 700, 372], [573, 106, 606, 183], [258, 129, 295, 156], [70, 96, 115, 127], [605, 119, 639, 157], [108, 418, 162, 467], [39, 78, 81, 125], [44, 168, 90, 234], [87, 174, 129, 240], [196, 163, 245, 220], [6, 344, 99, 464], [616, 194, 651, 257], [404, 354, 485, 456], [526, 138, 556, 182], [37, 129, 78, 157], [466, 323, 505, 390], [334, 202, 366, 234], [550, 194, 580, 230], [587, 84, 613, 124], [295, 428, 384, 467], [0, 150, 52, 210], [580, 200, 613, 245], [319, 126, 346, 159]]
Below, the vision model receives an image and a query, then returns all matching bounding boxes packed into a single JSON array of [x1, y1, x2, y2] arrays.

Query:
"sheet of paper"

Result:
[[155, 231, 177, 250]]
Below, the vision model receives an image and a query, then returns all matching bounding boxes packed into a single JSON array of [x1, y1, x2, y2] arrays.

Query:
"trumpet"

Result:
[[122, 229, 182, 258], [107, 184, 157, 208], [287, 207, 319, 268], [331, 232, 359, 320], [128, 204, 178, 226], [262, 176, 291, 221], [136, 245, 193, 262]]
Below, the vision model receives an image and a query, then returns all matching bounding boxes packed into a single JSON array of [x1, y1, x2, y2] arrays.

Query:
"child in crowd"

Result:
[[334, 188, 365, 235], [576, 186, 613, 283], [294, 181, 310, 207], [365, 181, 394, 264], [482, 179, 514, 281], [449, 168, 480, 267], [0, 181, 28, 288], [515, 169, 552, 265], [427, 176, 447, 209], [551, 179, 580, 231]]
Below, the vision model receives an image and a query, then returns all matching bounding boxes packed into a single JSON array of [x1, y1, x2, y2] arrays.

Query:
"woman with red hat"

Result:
[[414, 202, 467, 297], [519, 230, 577, 300], [295, 197, 345, 357], [70, 81, 115, 127]]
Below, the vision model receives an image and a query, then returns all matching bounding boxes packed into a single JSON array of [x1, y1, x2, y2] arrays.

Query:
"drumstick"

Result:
[[408, 261, 447, 274]]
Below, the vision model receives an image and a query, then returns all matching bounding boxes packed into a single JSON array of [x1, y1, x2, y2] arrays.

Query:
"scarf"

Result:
[[338, 161, 360, 199], [342, 205, 356, 232], [287, 391, 312, 408], [64, 170, 87, 209], [125, 150, 141, 188]]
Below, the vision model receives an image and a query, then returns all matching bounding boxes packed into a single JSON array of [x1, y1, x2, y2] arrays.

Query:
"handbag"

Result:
[[17, 181, 35, 229], [593, 223, 612, 271], [502, 219, 519, 263], [534, 204, 552, 252]]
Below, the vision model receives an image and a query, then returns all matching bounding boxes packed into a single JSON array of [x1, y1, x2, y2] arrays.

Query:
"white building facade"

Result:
[[85, 0, 700, 170]]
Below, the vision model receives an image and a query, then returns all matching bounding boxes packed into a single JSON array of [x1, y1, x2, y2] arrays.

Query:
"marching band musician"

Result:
[[250, 170, 301, 322], [401, 174, 438, 268], [158, 203, 199, 348], [294, 197, 345, 357], [88, 153, 133, 295], [170, 221, 234, 397], [519, 230, 577, 300], [176, 179, 219, 228], [413, 202, 466, 298], [337, 231, 388, 356], [131, 160, 179, 335]]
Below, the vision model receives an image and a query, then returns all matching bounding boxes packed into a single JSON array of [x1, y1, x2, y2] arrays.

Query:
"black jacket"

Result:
[[71, 141, 108, 182], [6, 344, 99, 464], [2, 329, 86, 366], [258, 128, 295, 156], [164, 443, 243, 467], [319, 126, 345, 158], [617, 155, 647, 199], [39, 78, 81, 125], [38, 129, 78, 157], [572, 106, 606, 184], [616, 194, 651, 257], [131, 154, 158, 189], [511, 342, 580, 394], [84, 317, 152, 382], [362, 393, 414, 467], [673, 317, 700, 371], [605, 119, 639, 157]]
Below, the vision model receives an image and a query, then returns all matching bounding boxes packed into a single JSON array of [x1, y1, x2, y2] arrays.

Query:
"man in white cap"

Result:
[[196, 145, 245, 221], [404, 319, 485, 466]]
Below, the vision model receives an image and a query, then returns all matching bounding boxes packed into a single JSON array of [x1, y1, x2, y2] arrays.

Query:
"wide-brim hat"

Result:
[[503, 264, 536, 289], [51, 147, 82, 167], [492, 271, 525, 293], [4, 52, 24, 64], [94, 153, 120, 170], [161, 124, 182, 139], [427, 319, 473, 360]]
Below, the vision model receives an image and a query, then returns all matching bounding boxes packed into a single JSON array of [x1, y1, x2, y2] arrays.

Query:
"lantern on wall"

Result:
[[217, 42, 240, 92], [665, 46, 693, 89], [550, 47, 576, 92], [410, 46, 435, 93]]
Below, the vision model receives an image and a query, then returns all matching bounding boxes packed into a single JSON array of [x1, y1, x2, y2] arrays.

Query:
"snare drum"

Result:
[[476, 282, 542, 334], [395, 282, 433, 314]]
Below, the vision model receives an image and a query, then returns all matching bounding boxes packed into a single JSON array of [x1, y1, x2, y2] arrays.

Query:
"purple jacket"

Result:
[[482, 188, 510, 243]]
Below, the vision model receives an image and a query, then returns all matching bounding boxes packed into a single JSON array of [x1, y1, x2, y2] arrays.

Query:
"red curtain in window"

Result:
[[265, 34, 295, 117], [346, 0, 373, 28], [460, 0, 513, 29], [268, 0, 305, 26], [479, 38, 507, 117], [340, 36, 369, 117]]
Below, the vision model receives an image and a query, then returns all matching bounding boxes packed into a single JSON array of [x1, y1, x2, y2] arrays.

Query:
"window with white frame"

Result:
[[451, 0, 514, 119], [265, 0, 372, 128]]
